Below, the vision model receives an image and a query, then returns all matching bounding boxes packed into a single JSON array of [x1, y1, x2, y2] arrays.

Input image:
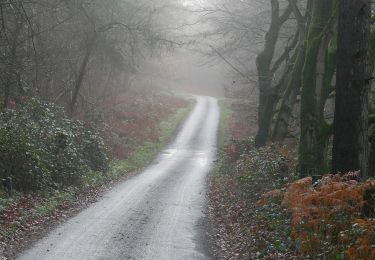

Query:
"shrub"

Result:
[[279, 174, 375, 259], [210, 139, 298, 258], [0, 98, 109, 192], [219, 139, 297, 199]]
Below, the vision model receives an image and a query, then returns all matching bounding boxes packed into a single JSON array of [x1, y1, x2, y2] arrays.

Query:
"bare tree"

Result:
[[0, 0, 177, 118]]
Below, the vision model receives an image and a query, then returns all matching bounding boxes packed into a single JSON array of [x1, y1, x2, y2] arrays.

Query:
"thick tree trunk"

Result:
[[367, 27, 375, 177], [298, 0, 336, 178], [332, 0, 370, 179]]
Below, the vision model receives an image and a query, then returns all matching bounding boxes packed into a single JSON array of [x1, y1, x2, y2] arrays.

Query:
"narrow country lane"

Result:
[[18, 96, 220, 260]]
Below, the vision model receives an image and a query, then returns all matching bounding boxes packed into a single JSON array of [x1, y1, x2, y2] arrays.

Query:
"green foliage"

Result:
[[0, 95, 192, 248], [217, 99, 233, 146], [219, 138, 297, 194], [210, 138, 298, 258], [0, 98, 109, 192]]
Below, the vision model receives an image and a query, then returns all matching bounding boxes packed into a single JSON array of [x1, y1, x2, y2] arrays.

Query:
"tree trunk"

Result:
[[367, 26, 375, 177], [272, 47, 304, 141], [298, 0, 336, 178], [3, 19, 22, 109], [255, 0, 292, 147], [272, 0, 312, 141], [332, 0, 370, 179], [69, 33, 97, 117]]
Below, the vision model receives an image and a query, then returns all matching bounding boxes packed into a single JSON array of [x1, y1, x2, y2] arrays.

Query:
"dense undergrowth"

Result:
[[0, 91, 192, 258], [209, 99, 375, 259], [209, 138, 298, 259], [275, 174, 375, 259], [0, 98, 109, 192]]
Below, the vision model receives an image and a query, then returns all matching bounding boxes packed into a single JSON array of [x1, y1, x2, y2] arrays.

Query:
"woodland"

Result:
[[0, 0, 375, 259], [0, 0, 193, 257], [0, 0, 188, 191], [204, 0, 375, 259]]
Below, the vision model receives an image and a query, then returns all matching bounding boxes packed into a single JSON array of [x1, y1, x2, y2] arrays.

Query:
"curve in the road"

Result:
[[18, 96, 220, 260]]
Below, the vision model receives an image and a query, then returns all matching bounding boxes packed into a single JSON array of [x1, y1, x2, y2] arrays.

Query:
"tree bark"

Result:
[[3, 18, 22, 109], [332, 0, 370, 179], [255, 0, 292, 147], [69, 33, 97, 118], [272, 0, 311, 141], [272, 47, 304, 141], [298, 0, 336, 178]]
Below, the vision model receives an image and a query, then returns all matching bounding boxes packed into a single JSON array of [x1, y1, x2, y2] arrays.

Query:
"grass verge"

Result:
[[108, 101, 193, 177], [217, 99, 233, 147], [210, 98, 375, 259], [0, 97, 194, 258], [207, 98, 298, 259]]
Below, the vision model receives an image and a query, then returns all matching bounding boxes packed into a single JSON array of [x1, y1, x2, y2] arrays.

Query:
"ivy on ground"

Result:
[[208, 138, 298, 259], [0, 98, 109, 192], [210, 137, 375, 259]]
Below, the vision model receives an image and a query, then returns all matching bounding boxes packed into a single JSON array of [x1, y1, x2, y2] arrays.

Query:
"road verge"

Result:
[[0, 95, 194, 260]]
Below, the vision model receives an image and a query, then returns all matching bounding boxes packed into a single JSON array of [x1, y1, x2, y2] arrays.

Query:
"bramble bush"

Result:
[[0, 98, 109, 192]]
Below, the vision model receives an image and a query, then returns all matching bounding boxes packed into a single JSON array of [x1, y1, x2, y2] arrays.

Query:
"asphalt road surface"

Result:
[[18, 96, 220, 260]]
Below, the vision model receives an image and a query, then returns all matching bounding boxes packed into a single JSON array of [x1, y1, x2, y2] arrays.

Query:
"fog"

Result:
[[3, 0, 373, 259], [129, 0, 231, 97], [134, 49, 225, 97]]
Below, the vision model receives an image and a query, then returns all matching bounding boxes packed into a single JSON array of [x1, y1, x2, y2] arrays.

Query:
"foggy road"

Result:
[[18, 96, 220, 260]]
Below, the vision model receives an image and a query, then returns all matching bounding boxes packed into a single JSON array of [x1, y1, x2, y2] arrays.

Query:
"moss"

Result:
[[272, 45, 306, 141], [369, 114, 375, 124], [370, 25, 375, 73], [323, 33, 337, 100], [299, 0, 337, 178]]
